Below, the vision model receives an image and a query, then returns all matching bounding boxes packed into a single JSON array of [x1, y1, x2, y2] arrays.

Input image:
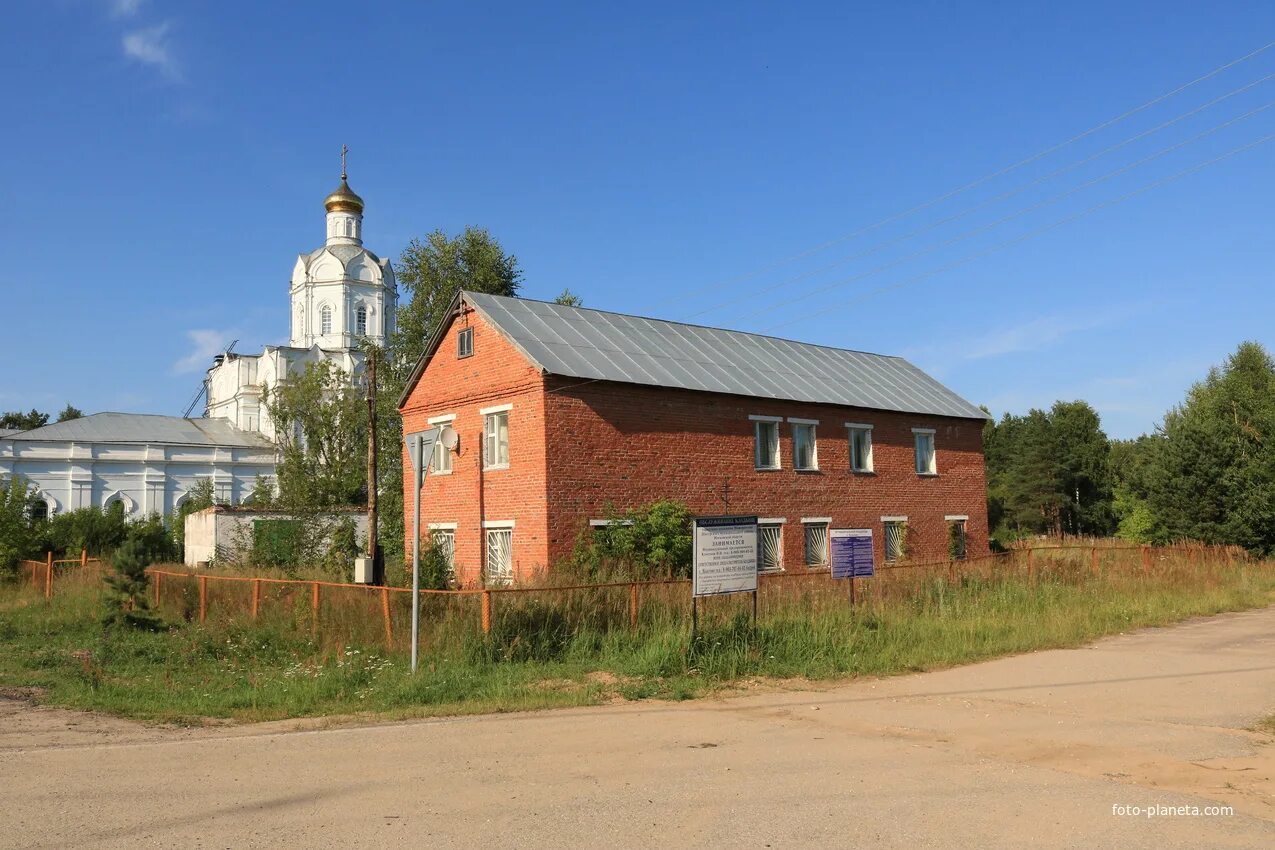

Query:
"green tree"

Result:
[[102, 535, 163, 631], [379, 228, 523, 559], [1109, 435, 1165, 543], [1145, 341, 1275, 554], [0, 476, 39, 574], [264, 359, 367, 508], [0, 409, 48, 431], [56, 404, 84, 423]]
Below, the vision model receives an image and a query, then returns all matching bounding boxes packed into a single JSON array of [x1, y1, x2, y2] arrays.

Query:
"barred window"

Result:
[[485, 528, 513, 586], [758, 523, 784, 572], [885, 520, 908, 563], [948, 519, 967, 561], [431, 529, 456, 581], [320, 306, 333, 335], [803, 522, 829, 568], [355, 306, 367, 336]]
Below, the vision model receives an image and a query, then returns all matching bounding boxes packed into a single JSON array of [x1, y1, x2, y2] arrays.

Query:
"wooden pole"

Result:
[[153, 571, 162, 608], [44, 552, 53, 598], [311, 582, 320, 637], [481, 590, 493, 635], [1026, 547, 1035, 583], [366, 348, 381, 585], [628, 583, 639, 629], [198, 575, 208, 623], [1090, 546, 1098, 577], [1141, 545, 1151, 576], [381, 586, 393, 649], [251, 579, 261, 619], [80, 548, 87, 569]]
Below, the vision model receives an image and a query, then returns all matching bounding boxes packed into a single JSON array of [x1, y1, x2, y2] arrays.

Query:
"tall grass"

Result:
[[1, 546, 1271, 722]]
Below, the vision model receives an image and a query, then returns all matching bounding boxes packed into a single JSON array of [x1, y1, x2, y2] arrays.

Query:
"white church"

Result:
[[0, 164, 395, 518]]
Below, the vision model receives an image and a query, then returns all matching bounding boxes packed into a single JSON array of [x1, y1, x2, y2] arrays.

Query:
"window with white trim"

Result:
[[792, 422, 818, 470], [758, 523, 784, 572], [355, 305, 367, 336], [320, 305, 333, 335], [914, 429, 936, 474], [848, 424, 873, 472], [485, 528, 513, 585], [484, 411, 509, 468], [803, 521, 829, 567], [754, 420, 779, 469], [884, 519, 908, 563], [429, 416, 455, 474], [458, 327, 474, 358], [431, 528, 456, 580]]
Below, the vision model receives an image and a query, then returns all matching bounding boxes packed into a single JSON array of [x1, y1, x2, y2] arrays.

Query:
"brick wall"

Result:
[[399, 305, 549, 585], [401, 303, 990, 584], [542, 378, 989, 570]]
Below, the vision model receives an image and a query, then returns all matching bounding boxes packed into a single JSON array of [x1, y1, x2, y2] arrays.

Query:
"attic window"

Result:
[[458, 328, 474, 359]]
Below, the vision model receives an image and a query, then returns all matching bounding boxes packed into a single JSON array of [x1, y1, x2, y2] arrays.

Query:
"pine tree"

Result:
[[102, 537, 163, 631]]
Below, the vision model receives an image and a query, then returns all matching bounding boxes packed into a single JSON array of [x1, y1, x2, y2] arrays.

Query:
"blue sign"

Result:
[[831, 528, 874, 579]]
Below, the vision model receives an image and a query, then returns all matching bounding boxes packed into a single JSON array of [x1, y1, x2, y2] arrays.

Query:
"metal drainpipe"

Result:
[[477, 426, 486, 589]]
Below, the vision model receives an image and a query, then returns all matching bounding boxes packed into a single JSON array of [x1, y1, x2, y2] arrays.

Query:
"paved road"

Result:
[[2, 608, 1273, 849]]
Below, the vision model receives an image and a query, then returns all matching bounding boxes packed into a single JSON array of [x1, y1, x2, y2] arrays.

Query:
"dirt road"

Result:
[[2, 607, 1273, 849]]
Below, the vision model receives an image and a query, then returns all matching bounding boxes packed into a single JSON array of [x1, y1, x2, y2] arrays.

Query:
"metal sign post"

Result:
[[831, 528, 874, 609], [404, 427, 440, 673], [691, 515, 759, 640]]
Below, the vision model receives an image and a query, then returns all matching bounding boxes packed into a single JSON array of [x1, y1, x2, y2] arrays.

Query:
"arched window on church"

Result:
[[320, 306, 333, 335], [356, 306, 367, 336], [28, 497, 48, 523]]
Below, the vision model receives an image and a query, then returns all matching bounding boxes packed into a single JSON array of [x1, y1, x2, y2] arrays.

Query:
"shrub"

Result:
[[571, 499, 693, 581], [0, 476, 40, 575]]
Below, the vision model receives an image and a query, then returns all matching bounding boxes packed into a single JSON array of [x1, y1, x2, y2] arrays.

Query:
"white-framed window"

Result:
[[428, 414, 455, 474], [913, 428, 936, 475], [883, 517, 908, 563], [847, 423, 873, 472], [430, 526, 457, 581], [803, 519, 830, 568], [355, 305, 368, 336], [484, 524, 513, 586], [458, 327, 474, 358], [320, 305, 333, 335], [751, 415, 781, 470], [482, 406, 510, 469], [758, 521, 785, 572], [789, 418, 818, 470]]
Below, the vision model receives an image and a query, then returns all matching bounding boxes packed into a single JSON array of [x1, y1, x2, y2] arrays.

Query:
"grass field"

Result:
[[1, 553, 1272, 724]]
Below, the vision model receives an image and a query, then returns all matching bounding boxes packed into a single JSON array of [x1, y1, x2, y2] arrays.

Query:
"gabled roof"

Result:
[[400, 291, 988, 421], [4, 413, 273, 448]]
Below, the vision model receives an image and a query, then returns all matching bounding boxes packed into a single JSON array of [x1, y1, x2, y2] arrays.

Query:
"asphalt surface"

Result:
[[2, 607, 1273, 849]]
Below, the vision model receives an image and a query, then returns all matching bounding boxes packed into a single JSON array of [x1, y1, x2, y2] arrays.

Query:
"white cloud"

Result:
[[172, 330, 231, 374], [962, 314, 1112, 361], [110, 0, 146, 17], [122, 22, 180, 81]]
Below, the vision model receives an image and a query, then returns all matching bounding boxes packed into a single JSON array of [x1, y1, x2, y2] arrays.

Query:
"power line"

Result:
[[720, 99, 1275, 325], [760, 131, 1275, 333], [685, 68, 1275, 321], [657, 38, 1275, 311]]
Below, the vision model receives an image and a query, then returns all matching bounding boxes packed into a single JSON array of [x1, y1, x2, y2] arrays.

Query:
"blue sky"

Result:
[[6, 1, 1275, 439]]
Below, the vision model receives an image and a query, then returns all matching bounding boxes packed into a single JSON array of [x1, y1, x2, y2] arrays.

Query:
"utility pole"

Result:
[[366, 349, 382, 585]]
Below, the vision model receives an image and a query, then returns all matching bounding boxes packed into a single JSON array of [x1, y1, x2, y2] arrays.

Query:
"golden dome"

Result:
[[324, 178, 364, 214]]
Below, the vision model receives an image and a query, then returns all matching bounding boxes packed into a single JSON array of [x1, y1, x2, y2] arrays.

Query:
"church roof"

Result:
[[399, 291, 989, 421], [6, 413, 273, 448]]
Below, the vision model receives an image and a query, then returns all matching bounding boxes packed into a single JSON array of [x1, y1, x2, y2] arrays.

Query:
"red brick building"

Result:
[[399, 291, 990, 586]]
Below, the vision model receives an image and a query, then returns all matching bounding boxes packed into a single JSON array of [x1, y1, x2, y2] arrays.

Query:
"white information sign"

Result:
[[692, 515, 759, 598]]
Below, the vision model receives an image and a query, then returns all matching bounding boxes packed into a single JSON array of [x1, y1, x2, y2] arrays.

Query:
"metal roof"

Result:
[[0, 429, 20, 439], [459, 292, 988, 420], [3, 413, 273, 447]]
